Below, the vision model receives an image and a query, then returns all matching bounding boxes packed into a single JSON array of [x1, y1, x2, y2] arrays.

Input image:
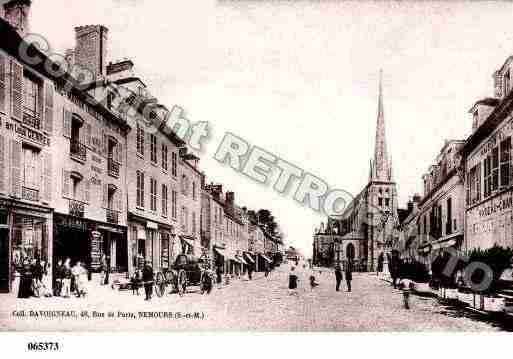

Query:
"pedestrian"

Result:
[[345, 260, 353, 292], [216, 265, 223, 288], [288, 266, 299, 296], [99, 254, 107, 285], [31, 258, 43, 298], [264, 262, 270, 277], [61, 258, 72, 298], [72, 261, 85, 297], [142, 260, 154, 301], [309, 270, 319, 290], [131, 268, 142, 295], [54, 259, 63, 296], [334, 265, 343, 292], [248, 264, 253, 280], [40, 260, 52, 297], [17, 258, 33, 299], [104, 256, 111, 285]]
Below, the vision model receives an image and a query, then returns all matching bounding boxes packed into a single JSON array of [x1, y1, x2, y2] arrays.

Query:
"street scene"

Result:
[[0, 261, 504, 331], [3, 0, 513, 336]]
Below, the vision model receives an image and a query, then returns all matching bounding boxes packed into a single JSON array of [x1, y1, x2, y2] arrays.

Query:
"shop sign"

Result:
[[4, 121, 50, 146], [476, 192, 513, 218]]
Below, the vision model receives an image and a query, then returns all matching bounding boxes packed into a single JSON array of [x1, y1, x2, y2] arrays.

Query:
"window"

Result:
[[136, 171, 144, 208], [22, 145, 41, 190], [136, 125, 144, 156], [171, 190, 177, 219], [192, 212, 196, 234], [378, 197, 383, 207], [162, 184, 168, 217], [107, 186, 115, 210], [181, 206, 188, 233], [162, 144, 168, 171], [504, 71, 511, 96], [500, 137, 511, 188], [171, 152, 177, 177], [484, 156, 491, 198], [150, 178, 157, 211], [469, 163, 481, 204], [72, 176, 81, 200], [492, 147, 499, 192], [150, 134, 157, 164], [192, 182, 196, 200], [182, 175, 189, 195], [23, 73, 42, 129], [446, 197, 452, 235], [384, 198, 390, 207]]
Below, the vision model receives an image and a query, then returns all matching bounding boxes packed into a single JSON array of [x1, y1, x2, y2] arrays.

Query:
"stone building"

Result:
[[312, 71, 398, 271], [462, 55, 513, 252], [395, 195, 421, 261], [416, 140, 465, 267]]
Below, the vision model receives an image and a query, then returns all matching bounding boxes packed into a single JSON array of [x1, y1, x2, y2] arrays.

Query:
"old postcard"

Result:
[[1, 0, 513, 339]]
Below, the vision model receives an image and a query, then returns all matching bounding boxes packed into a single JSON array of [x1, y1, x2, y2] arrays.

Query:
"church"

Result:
[[312, 71, 399, 271]]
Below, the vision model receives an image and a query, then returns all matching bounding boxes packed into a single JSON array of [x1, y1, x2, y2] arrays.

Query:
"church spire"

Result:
[[371, 69, 392, 182]]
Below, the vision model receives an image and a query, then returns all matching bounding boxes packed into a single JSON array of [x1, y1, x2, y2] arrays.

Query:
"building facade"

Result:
[[462, 56, 513, 253]]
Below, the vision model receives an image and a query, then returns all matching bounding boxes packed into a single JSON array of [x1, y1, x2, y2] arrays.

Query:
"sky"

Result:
[[28, 0, 513, 256]]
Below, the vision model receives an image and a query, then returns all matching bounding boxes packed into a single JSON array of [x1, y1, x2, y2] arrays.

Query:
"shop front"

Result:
[[0, 199, 53, 293], [53, 213, 127, 275]]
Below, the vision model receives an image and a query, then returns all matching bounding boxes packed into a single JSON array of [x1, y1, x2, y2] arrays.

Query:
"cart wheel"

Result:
[[155, 272, 166, 298], [178, 270, 186, 297]]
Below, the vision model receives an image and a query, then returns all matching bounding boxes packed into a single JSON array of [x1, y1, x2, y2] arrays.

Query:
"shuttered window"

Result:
[[171, 189, 177, 219], [44, 82, 54, 134], [10, 60, 23, 121], [0, 53, 6, 113], [162, 184, 168, 217], [0, 135, 5, 193], [22, 145, 40, 190], [10, 139, 22, 197], [136, 170, 144, 208]]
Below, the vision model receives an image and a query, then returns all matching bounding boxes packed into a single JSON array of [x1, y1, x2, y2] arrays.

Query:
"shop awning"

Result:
[[261, 254, 272, 263], [237, 256, 248, 265], [432, 239, 457, 251], [180, 235, 195, 248], [214, 247, 227, 258], [244, 252, 255, 263], [431, 232, 463, 251]]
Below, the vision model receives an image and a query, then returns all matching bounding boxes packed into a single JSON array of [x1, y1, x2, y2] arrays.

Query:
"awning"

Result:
[[237, 256, 248, 265], [244, 252, 255, 263], [260, 254, 272, 263], [214, 247, 227, 258], [180, 235, 194, 248], [432, 239, 457, 251]]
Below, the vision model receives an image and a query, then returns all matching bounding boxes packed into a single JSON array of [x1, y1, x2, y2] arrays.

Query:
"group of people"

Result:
[[287, 261, 354, 295], [54, 259, 89, 298], [17, 258, 52, 298]]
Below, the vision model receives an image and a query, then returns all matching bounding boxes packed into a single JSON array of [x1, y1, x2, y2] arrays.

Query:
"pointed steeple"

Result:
[[371, 70, 392, 182]]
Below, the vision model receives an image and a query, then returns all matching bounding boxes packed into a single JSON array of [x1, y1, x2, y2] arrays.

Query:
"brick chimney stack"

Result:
[[3, 0, 32, 38], [74, 24, 109, 80]]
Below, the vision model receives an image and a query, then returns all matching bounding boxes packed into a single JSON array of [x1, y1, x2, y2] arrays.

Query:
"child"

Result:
[[309, 271, 319, 290], [131, 269, 142, 295], [288, 266, 299, 296]]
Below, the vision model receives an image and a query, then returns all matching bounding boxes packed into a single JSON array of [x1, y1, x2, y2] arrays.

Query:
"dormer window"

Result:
[[504, 70, 511, 96]]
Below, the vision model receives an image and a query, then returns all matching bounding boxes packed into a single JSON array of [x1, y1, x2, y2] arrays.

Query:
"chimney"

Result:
[[225, 191, 235, 215], [107, 58, 135, 81], [3, 0, 32, 38], [74, 25, 109, 80]]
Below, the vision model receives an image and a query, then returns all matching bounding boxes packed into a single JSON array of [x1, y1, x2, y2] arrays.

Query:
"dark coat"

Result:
[[142, 264, 154, 283], [335, 268, 343, 281], [345, 266, 353, 281], [289, 274, 298, 289]]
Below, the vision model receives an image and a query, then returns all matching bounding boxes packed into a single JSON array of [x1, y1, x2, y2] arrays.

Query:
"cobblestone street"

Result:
[[0, 264, 504, 331]]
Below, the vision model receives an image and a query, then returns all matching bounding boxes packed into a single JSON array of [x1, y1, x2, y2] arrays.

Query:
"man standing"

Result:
[[142, 260, 154, 301], [345, 260, 353, 292], [335, 265, 343, 292]]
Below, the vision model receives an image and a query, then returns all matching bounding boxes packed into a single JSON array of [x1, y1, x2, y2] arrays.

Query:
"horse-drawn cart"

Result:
[[154, 254, 214, 297]]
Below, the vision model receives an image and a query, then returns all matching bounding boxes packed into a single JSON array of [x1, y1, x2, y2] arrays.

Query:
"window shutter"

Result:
[[10, 139, 21, 198], [86, 123, 92, 147], [102, 130, 108, 156], [117, 142, 123, 164], [0, 53, 6, 113], [43, 82, 54, 134], [10, 59, 23, 121], [42, 151, 52, 203], [0, 134, 5, 193], [102, 183, 108, 208], [117, 188, 123, 212], [84, 178, 90, 203], [62, 169, 70, 197], [63, 108, 71, 138]]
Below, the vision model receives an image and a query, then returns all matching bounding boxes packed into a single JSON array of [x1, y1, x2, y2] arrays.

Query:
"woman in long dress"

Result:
[[17, 259, 33, 298]]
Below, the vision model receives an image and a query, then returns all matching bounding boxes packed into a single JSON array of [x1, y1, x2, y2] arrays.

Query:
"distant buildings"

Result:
[[0, 1, 283, 294]]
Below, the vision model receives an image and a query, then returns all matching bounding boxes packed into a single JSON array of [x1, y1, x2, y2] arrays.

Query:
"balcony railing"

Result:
[[22, 109, 41, 130], [22, 186, 39, 202], [69, 199, 85, 218], [108, 157, 120, 178], [106, 208, 119, 224], [70, 139, 87, 162]]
